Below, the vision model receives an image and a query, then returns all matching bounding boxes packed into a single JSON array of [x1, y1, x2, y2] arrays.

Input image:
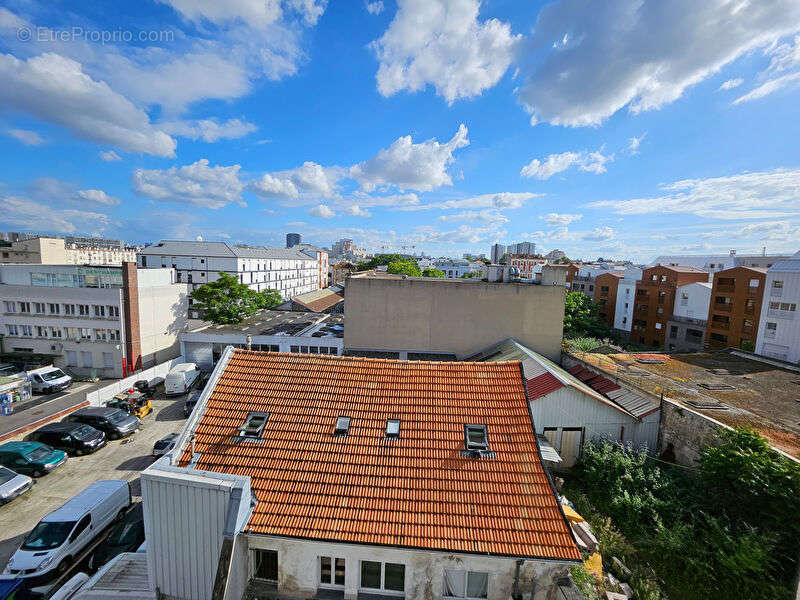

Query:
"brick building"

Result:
[[631, 266, 708, 348], [594, 272, 623, 329], [705, 266, 767, 351]]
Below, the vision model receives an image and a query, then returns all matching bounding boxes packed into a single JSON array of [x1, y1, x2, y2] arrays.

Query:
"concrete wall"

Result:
[[658, 399, 726, 466], [137, 281, 190, 367], [344, 277, 565, 362], [85, 356, 185, 406], [665, 317, 707, 352], [245, 534, 573, 600], [673, 282, 711, 320]]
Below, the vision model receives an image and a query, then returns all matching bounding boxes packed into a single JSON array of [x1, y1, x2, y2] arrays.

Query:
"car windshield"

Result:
[[72, 425, 97, 441], [106, 410, 129, 424], [0, 467, 16, 485], [22, 521, 76, 550], [26, 446, 54, 462], [40, 369, 67, 382]]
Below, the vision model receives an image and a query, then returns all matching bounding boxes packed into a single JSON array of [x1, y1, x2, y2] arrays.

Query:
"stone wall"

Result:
[[658, 399, 724, 466]]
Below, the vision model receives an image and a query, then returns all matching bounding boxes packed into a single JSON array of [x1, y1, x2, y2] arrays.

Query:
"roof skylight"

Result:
[[386, 419, 400, 438], [238, 412, 269, 438], [464, 424, 488, 452]]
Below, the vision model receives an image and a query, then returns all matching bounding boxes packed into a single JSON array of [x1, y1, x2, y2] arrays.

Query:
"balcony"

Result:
[[713, 304, 732, 312], [716, 284, 735, 293]]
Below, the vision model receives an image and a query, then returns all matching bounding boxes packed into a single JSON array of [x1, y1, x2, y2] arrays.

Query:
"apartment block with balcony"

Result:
[[704, 266, 767, 351], [755, 252, 800, 363], [666, 282, 711, 352], [0, 263, 189, 377], [594, 272, 623, 329], [631, 266, 709, 348]]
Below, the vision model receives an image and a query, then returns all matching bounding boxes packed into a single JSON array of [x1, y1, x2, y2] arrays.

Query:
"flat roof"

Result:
[[187, 310, 343, 338], [571, 351, 800, 458], [178, 350, 580, 561], [292, 288, 344, 312]]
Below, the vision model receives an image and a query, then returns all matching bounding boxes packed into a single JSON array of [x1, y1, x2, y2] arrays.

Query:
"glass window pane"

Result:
[[361, 561, 381, 589], [444, 570, 466, 597], [466, 572, 488, 598], [320, 556, 331, 584], [334, 558, 346, 586], [384, 563, 405, 592]]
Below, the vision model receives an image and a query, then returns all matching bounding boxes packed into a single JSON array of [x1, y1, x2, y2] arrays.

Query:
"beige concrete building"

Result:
[[0, 238, 68, 264], [344, 274, 565, 361]]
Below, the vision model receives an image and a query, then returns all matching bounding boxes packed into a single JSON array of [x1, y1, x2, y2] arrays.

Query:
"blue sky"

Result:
[[1, 0, 799, 261]]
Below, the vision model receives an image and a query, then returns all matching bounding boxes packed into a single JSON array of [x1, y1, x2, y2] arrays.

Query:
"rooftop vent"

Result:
[[334, 416, 351, 437], [698, 383, 736, 391], [237, 412, 269, 439], [386, 419, 400, 439]]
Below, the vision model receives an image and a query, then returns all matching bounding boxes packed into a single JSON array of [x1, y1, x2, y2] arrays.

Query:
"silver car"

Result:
[[0, 465, 34, 505]]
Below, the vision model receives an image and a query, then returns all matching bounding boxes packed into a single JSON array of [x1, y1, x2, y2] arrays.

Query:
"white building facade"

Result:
[[614, 279, 637, 332], [755, 252, 800, 363], [0, 264, 189, 377], [138, 241, 321, 319]]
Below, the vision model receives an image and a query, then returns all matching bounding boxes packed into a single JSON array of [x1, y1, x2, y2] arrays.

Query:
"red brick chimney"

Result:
[[122, 262, 142, 374]]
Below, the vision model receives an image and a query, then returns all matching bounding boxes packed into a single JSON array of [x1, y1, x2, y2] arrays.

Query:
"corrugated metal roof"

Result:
[[768, 258, 800, 273], [178, 350, 580, 561], [566, 364, 658, 418], [526, 372, 563, 400]]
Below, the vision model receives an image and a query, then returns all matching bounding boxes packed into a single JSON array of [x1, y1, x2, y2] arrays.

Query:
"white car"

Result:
[[3, 480, 131, 580], [165, 363, 200, 396], [27, 366, 72, 395], [0, 466, 34, 505]]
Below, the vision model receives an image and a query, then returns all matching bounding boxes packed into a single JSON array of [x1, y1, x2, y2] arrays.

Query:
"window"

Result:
[[64, 304, 76, 316], [360, 561, 404, 593], [320, 556, 345, 587], [21, 325, 33, 337], [49, 303, 60, 315], [669, 325, 678, 339], [4, 301, 15, 313], [103, 353, 114, 369], [19, 302, 31, 313], [238, 412, 269, 438], [66, 351, 78, 367], [36, 326, 48, 338], [94, 305, 105, 318], [444, 570, 488, 599], [386, 419, 401, 438], [64, 327, 78, 340], [334, 416, 351, 436], [108, 330, 120, 341], [95, 329, 107, 341], [749, 279, 760, 288], [773, 281, 783, 288], [464, 424, 488, 451], [6, 325, 18, 336], [655, 322, 662, 330], [78, 304, 90, 316], [81, 351, 93, 368], [107, 305, 120, 318], [252, 549, 278, 582], [51, 327, 63, 338], [69, 515, 92, 543], [80, 328, 92, 340], [34, 302, 45, 314]]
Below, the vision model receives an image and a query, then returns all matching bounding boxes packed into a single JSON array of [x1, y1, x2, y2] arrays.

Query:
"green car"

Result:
[[0, 441, 68, 477]]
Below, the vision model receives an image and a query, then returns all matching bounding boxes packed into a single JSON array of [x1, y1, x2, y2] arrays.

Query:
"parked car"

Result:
[[165, 363, 201, 397], [0, 442, 67, 477], [134, 377, 164, 398], [183, 391, 201, 417], [87, 503, 144, 572], [27, 422, 107, 456], [0, 465, 34, 505], [0, 363, 23, 378], [64, 408, 139, 440], [3, 480, 131, 581], [106, 390, 152, 419], [152, 433, 179, 457], [27, 366, 72, 395]]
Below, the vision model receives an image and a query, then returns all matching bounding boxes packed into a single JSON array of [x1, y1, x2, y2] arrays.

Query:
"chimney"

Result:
[[762, 246, 766, 257], [246, 334, 252, 350]]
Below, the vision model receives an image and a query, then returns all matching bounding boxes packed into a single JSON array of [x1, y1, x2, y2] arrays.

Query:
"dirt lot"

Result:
[[0, 392, 188, 570]]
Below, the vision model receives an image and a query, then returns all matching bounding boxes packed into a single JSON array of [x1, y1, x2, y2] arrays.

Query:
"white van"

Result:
[[28, 366, 73, 395], [3, 480, 131, 580], [165, 363, 200, 397]]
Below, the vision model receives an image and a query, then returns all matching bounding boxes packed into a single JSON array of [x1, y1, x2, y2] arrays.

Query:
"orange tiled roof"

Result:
[[179, 350, 580, 561]]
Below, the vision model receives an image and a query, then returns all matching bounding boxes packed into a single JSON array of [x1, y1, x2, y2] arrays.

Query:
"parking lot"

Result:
[[0, 392, 188, 570]]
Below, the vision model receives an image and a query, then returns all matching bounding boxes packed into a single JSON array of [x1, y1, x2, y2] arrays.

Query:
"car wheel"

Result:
[[75, 449, 83, 456], [32, 470, 43, 478], [57, 557, 71, 575]]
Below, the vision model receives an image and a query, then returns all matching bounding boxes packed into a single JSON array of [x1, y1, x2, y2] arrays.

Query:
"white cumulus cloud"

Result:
[[76, 189, 121, 206], [521, 149, 613, 179], [344, 205, 372, 217], [542, 213, 582, 226], [351, 124, 469, 192], [309, 204, 336, 219], [160, 118, 257, 142], [372, 0, 521, 103], [366, 1, 384, 15], [132, 159, 244, 209], [7, 128, 44, 146], [719, 78, 743, 90], [517, 0, 800, 126]]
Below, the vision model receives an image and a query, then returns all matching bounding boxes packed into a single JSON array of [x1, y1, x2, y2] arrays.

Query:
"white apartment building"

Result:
[[138, 241, 322, 319], [66, 246, 137, 265], [0, 264, 189, 377], [755, 252, 800, 363], [666, 281, 712, 352], [651, 251, 792, 283], [508, 256, 548, 279], [614, 279, 637, 332], [490, 243, 505, 264], [295, 243, 329, 288]]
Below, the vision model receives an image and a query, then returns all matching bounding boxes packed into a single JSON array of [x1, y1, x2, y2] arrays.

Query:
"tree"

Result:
[[556, 256, 572, 264], [357, 254, 404, 270], [190, 273, 282, 324], [386, 259, 422, 277], [422, 268, 445, 278], [499, 253, 508, 264], [460, 272, 479, 279], [563, 291, 611, 338]]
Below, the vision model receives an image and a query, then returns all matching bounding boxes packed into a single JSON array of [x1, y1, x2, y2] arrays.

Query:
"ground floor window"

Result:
[[66, 351, 78, 367], [320, 556, 345, 587], [360, 560, 405, 593], [252, 549, 278, 582], [443, 570, 489, 599]]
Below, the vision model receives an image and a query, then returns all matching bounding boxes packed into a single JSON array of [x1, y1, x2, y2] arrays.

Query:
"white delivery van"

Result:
[[3, 480, 131, 580], [28, 366, 73, 395], [165, 363, 200, 396]]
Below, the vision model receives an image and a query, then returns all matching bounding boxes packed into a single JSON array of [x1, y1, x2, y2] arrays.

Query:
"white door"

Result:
[[560, 429, 582, 468]]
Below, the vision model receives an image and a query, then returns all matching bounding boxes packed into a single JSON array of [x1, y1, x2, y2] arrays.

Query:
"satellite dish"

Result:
[[196, 235, 203, 241]]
